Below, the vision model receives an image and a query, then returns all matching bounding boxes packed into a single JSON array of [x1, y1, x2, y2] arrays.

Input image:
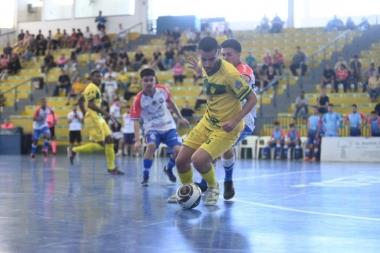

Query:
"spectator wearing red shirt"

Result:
[[272, 49, 284, 75], [1, 118, 14, 129]]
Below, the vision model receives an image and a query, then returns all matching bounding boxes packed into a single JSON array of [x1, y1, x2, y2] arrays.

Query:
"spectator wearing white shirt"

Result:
[[67, 105, 83, 149], [122, 107, 136, 156], [103, 75, 118, 103], [110, 98, 122, 119]]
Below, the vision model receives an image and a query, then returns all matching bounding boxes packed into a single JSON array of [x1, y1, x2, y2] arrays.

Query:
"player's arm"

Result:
[[166, 95, 189, 127], [133, 120, 142, 150], [78, 96, 86, 115], [130, 95, 142, 151], [87, 99, 110, 118]]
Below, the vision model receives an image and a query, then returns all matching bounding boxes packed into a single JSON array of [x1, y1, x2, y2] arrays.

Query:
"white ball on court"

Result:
[[176, 183, 202, 209]]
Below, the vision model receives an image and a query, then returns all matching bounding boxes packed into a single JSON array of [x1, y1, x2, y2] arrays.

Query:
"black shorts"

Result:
[[49, 127, 55, 138], [123, 133, 135, 145], [69, 130, 82, 143]]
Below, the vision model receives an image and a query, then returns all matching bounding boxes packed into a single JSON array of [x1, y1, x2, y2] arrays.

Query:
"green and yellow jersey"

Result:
[[202, 59, 252, 128]]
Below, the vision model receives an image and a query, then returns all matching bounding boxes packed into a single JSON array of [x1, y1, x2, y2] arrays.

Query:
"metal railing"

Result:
[[0, 79, 33, 111], [0, 29, 16, 47]]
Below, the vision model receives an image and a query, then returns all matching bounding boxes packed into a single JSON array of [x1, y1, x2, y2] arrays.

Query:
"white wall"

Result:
[[17, 0, 148, 34]]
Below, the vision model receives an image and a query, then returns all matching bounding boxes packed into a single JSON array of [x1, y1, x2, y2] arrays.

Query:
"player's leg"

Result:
[[141, 131, 160, 185], [31, 129, 41, 158], [163, 129, 182, 183], [41, 127, 51, 157], [102, 119, 124, 175], [50, 127, 57, 155]]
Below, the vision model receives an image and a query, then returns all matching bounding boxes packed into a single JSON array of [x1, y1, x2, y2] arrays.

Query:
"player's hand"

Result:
[[134, 139, 141, 153], [178, 117, 190, 127], [222, 118, 239, 132], [186, 54, 202, 77]]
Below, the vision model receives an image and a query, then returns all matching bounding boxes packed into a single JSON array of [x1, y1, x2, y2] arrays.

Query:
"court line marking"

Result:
[[234, 199, 380, 222], [225, 170, 320, 182]]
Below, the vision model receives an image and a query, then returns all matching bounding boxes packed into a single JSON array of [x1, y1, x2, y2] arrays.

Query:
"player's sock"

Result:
[[43, 140, 49, 153], [105, 143, 116, 170], [166, 157, 175, 174], [73, 143, 103, 153], [51, 141, 57, 154], [178, 168, 193, 184], [222, 155, 235, 182], [201, 164, 217, 188], [143, 159, 153, 179], [31, 144, 37, 155]]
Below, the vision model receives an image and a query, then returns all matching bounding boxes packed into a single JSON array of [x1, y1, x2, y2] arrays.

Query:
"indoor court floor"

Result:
[[0, 154, 379, 253]]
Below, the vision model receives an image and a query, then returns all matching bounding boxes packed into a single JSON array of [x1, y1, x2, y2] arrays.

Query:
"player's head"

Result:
[[370, 110, 377, 117], [352, 104, 357, 112], [198, 37, 220, 73], [90, 70, 102, 86], [221, 39, 241, 66], [40, 97, 46, 108], [328, 103, 334, 112], [140, 67, 156, 94], [273, 120, 280, 128]]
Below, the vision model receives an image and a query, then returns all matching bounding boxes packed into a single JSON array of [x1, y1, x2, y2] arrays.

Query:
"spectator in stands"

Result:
[[121, 106, 136, 156], [346, 17, 356, 30], [345, 104, 362, 136], [267, 121, 286, 160], [164, 46, 175, 70], [293, 90, 308, 120], [118, 50, 130, 70], [363, 62, 377, 92], [41, 51, 55, 74], [150, 49, 165, 71], [18, 29, 25, 41], [262, 51, 273, 72], [349, 55, 361, 92], [271, 15, 284, 33], [180, 100, 196, 123], [7, 54, 21, 75], [334, 56, 348, 71], [110, 98, 122, 120], [67, 105, 83, 149], [36, 34, 47, 56], [103, 74, 118, 103], [66, 76, 85, 105], [322, 104, 342, 137], [0, 54, 9, 80], [258, 16, 270, 33], [95, 11, 107, 31], [52, 29, 63, 50], [304, 106, 322, 161], [317, 86, 330, 114], [56, 53, 68, 69], [367, 72, 380, 102], [117, 68, 129, 88], [272, 49, 284, 75], [1, 117, 14, 129], [3, 42, 13, 57], [123, 75, 140, 101], [172, 62, 185, 85], [375, 103, 380, 116], [321, 63, 336, 88], [132, 49, 147, 71], [263, 65, 278, 89], [368, 111, 380, 137], [245, 51, 256, 70], [334, 63, 350, 93], [54, 69, 71, 97], [290, 46, 307, 77]]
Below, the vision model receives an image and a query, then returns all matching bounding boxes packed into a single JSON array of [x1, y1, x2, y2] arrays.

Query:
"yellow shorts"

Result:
[[183, 117, 243, 160], [83, 111, 112, 142]]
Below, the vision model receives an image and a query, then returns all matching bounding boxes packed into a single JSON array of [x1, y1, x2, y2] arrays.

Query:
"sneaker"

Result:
[[30, 153, 36, 159], [67, 147, 76, 165], [107, 167, 125, 175], [116, 151, 122, 157], [167, 193, 178, 203], [194, 181, 208, 193], [141, 176, 149, 186], [163, 166, 177, 183], [223, 181, 235, 200], [42, 148, 48, 157], [204, 183, 220, 206]]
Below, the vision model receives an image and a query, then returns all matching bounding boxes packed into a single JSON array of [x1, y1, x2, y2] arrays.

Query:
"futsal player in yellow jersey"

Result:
[[169, 37, 257, 205], [67, 70, 124, 175]]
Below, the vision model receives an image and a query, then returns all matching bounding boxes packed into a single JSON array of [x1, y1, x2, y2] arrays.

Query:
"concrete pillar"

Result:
[[287, 0, 294, 28]]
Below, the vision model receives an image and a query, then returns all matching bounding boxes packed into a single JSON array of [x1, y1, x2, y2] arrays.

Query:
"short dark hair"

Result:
[[273, 120, 280, 125], [328, 103, 334, 107], [371, 110, 376, 114], [140, 67, 155, 78], [221, 39, 242, 53], [198, 37, 219, 52], [90, 69, 101, 76], [352, 104, 357, 107]]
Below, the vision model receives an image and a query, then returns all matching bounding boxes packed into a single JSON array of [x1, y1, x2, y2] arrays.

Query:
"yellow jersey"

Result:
[[202, 59, 252, 128], [82, 82, 102, 113]]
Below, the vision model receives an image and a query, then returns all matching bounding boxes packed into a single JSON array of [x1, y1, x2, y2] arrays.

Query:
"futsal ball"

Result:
[[176, 183, 202, 209]]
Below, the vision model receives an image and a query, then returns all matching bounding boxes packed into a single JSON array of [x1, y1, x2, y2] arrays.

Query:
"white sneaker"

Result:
[[204, 183, 219, 206], [167, 193, 179, 203]]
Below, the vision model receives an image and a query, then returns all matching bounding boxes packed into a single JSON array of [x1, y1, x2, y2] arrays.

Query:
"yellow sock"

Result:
[[178, 169, 193, 184], [105, 143, 116, 170], [73, 143, 104, 153], [201, 164, 217, 187]]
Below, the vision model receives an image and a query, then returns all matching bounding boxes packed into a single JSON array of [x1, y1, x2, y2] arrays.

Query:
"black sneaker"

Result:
[[141, 176, 149, 187], [223, 181, 235, 200], [195, 181, 208, 193], [163, 166, 177, 183], [107, 167, 125, 175]]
